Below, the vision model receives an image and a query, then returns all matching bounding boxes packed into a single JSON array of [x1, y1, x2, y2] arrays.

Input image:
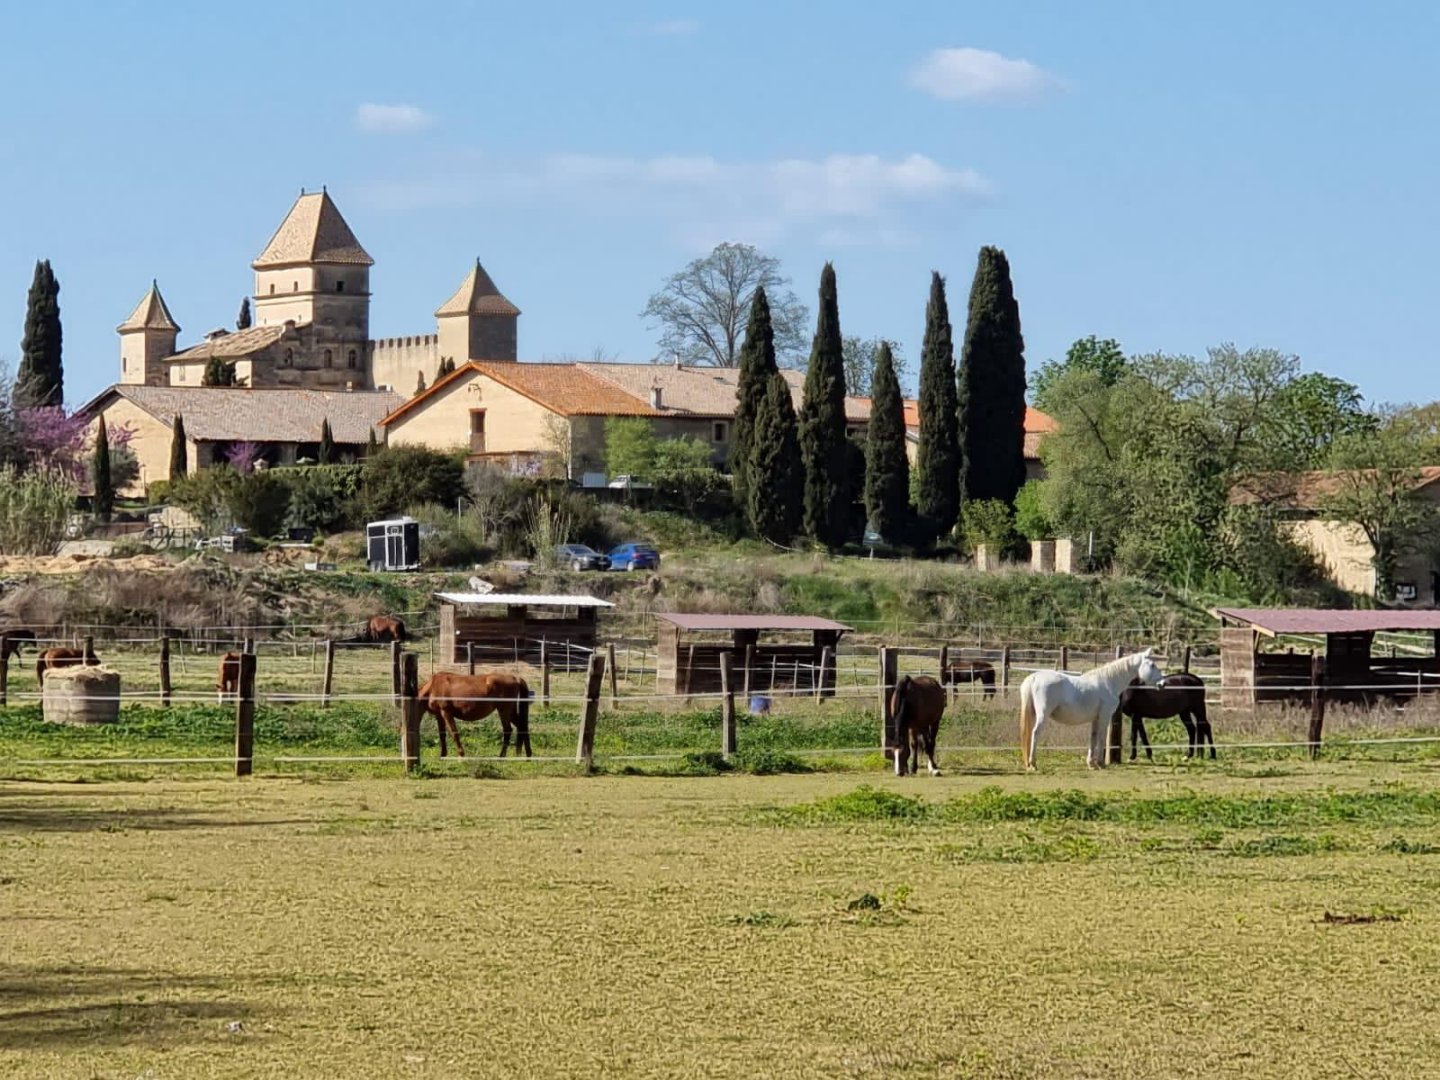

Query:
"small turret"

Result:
[[117, 281, 180, 386], [435, 258, 519, 362]]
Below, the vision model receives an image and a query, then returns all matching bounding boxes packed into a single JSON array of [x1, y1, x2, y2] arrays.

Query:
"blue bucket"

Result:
[[748, 695, 772, 715]]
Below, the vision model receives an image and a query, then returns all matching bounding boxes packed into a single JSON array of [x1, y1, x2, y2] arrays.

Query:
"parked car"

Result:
[[608, 543, 661, 571], [607, 475, 653, 490], [556, 543, 610, 571]]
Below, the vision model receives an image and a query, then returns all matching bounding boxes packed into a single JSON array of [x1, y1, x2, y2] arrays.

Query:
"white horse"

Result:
[[1018, 648, 1165, 770]]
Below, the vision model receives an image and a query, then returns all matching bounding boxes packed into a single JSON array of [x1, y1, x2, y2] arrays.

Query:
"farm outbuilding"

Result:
[[654, 613, 851, 697], [1213, 607, 1440, 708], [436, 592, 614, 671]]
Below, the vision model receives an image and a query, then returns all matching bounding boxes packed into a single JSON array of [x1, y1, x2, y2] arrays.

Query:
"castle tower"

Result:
[[252, 188, 372, 377], [435, 259, 520, 363], [117, 281, 179, 386]]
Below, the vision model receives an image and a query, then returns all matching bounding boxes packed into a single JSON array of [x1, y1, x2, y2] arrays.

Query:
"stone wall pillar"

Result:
[[973, 544, 999, 572], [1055, 538, 1076, 574], [1030, 540, 1056, 573]]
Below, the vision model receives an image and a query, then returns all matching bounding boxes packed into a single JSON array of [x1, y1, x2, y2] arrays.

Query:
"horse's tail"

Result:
[[518, 682, 531, 729], [1019, 677, 1037, 768], [35, 657, 44, 684], [416, 675, 436, 709], [892, 675, 913, 745]]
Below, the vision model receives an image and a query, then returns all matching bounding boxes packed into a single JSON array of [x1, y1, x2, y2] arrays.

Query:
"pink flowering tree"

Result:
[[225, 441, 263, 475], [17, 407, 139, 488]]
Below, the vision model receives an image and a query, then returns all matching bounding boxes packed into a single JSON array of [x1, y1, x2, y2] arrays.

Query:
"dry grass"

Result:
[[2, 763, 1440, 1078]]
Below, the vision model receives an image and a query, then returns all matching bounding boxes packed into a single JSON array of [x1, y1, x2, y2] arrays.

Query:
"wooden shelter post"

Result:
[[719, 651, 737, 760]]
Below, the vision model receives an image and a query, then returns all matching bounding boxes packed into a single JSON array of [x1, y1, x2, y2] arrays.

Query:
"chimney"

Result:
[[672, 351, 682, 370], [345, 380, 355, 392], [650, 386, 663, 409]]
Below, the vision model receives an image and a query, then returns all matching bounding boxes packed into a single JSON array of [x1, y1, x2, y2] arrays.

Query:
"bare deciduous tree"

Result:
[[641, 243, 808, 368]]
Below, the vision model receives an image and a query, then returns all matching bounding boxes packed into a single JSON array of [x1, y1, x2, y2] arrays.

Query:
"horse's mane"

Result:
[[1084, 652, 1148, 682]]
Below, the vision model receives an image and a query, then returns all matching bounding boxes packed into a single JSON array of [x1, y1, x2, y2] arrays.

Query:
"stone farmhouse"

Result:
[[79, 187, 1055, 495]]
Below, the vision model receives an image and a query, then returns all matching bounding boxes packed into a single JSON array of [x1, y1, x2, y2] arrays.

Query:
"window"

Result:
[[283, 348, 293, 366], [347, 349, 358, 369], [269, 284, 275, 295], [712, 421, 728, 442], [292, 281, 298, 292], [469, 410, 486, 454], [336, 280, 345, 293], [323, 349, 333, 368], [121, 357, 127, 373]]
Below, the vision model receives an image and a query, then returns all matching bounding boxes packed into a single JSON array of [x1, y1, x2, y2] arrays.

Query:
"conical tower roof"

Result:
[[253, 189, 373, 268], [116, 280, 180, 334], [435, 259, 520, 318]]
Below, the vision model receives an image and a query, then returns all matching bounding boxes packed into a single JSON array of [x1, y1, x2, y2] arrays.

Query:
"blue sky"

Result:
[[2, 1, 1437, 405]]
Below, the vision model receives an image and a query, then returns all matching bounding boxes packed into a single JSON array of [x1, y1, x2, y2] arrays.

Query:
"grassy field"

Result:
[[3, 759, 1440, 1078]]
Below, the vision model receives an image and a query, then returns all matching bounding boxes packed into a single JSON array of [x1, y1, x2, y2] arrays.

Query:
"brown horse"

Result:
[[416, 671, 532, 758], [1117, 672, 1214, 760], [890, 674, 946, 776], [353, 616, 408, 644], [1, 629, 36, 661], [36, 642, 101, 683], [944, 659, 996, 698], [217, 652, 243, 702]]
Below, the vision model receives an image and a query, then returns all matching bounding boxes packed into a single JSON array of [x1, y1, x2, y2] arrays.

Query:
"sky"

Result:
[[2, 1, 1438, 406]]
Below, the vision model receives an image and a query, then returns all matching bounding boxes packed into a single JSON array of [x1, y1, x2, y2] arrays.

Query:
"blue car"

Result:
[[608, 542, 661, 571]]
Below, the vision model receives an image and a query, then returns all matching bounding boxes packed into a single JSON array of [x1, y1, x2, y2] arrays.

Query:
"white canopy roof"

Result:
[[436, 592, 614, 609]]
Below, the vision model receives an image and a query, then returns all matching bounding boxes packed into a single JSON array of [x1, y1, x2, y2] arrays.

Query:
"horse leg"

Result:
[[1134, 716, 1153, 762], [925, 724, 941, 777], [446, 710, 466, 758], [499, 712, 512, 758], [437, 707, 448, 758], [1180, 714, 1197, 759], [894, 728, 907, 776], [1198, 709, 1216, 759]]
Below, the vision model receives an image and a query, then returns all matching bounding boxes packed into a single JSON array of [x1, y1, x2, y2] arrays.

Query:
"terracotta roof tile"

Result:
[[434, 260, 520, 318], [253, 190, 373, 268], [167, 325, 289, 362], [1230, 467, 1440, 508], [78, 386, 402, 444], [382, 362, 658, 427]]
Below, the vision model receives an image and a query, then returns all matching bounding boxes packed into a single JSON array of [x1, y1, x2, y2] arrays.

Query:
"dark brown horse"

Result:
[[1117, 672, 1214, 760], [36, 642, 101, 683], [217, 652, 242, 702], [890, 674, 946, 776], [1, 629, 36, 661], [417, 671, 532, 758], [944, 659, 996, 698]]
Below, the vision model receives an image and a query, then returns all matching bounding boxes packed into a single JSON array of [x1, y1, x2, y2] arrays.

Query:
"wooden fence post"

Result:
[[719, 651, 737, 760], [1183, 645, 1192, 674], [467, 641, 476, 676], [607, 642, 619, 709], [390, 640, 402, 707], [321, 640, 335, 708], [938, 644, 950, 694], [83, 635, 94, 663], [0, 632, 9, 708], [1114, 644, 1124, 660], [400, 652, 421, 773], [159, 636, 172, 708], [815, 646, 832, 703], [1000, 646, 1012, 697], [541, 644, 552, 707], [234, 652, 256, 777], [878, 646, 897, 752], [1059, 645, 1069, 672], [1308, 653, 1326, 759], [575, 649, 606, 772], [742, 644, 755, 701]]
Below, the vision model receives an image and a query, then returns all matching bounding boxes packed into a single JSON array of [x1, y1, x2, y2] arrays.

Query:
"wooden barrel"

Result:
[[41, 666, 121, 726]]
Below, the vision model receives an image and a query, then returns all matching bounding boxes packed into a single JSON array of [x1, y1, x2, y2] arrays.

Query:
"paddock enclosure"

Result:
[[436, 591, 613, 671]]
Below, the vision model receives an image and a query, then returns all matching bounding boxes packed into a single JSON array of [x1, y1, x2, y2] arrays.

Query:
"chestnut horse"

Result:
[[890, 674, 946, 776], [1, 629, 36, 661], [351, 616, 408, 644], [36, 641, 101, 684], [217, 652, 243, 702], [416, 671, 532, 758], [944, 659, 996, 698]]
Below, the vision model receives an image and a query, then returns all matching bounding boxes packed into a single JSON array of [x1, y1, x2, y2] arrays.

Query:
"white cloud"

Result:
[[643, 18, 700, 36], [359, 151, 987, 247], [354, 103, 435, 134], [909, 47, 1058, 102]]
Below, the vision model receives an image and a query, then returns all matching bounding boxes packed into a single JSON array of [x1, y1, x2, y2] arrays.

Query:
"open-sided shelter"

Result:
[[1213, 607, 1440, 708], [654, 613, 851, 697], [437, 592, 614, 670]]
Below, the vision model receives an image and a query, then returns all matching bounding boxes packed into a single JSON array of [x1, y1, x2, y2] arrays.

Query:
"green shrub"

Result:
[[961, 498, 1018, 554], [225, 471, 291, 537], [167, 468, 239, 530], [0, 466, 75, 554], [360, 446, 465, 520], [1013, 480, 1054, 540], [733, 748, 810, 775], [412, 504, 492, 568], [282, 465, 362, 532]]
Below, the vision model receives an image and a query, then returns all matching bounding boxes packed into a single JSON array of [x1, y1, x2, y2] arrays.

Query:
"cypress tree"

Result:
[[730, 286, 776, 508], [799, 263, 853, 546], [16, 260, 63, 409], [170, 414, 188, 480], [367, 428, 379, 454], [747, 371, 803, 543], [93, 414, 113, 523], [236, 297, 252, 330], [914, 272, 960, 540], [958, 246, 1027, 505], [319, 418, 336, 464], [203, 356, 238, 387], [864, 342, 910, 544]]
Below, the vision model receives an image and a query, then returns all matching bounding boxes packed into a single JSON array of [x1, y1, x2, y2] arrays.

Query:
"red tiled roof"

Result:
[[1213, 607, 1440, 636], [381, 361, 659, 427], [655, 613, 852, 632], [1230, 467, 1440, 508]]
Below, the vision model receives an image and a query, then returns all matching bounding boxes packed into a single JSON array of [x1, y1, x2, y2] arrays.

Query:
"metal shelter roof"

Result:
[[654, 613, 851, 632], [436, 593, 614, 609], [1212, 607, 1440, 637]]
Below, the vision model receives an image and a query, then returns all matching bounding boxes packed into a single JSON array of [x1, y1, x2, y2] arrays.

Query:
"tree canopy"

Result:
[[799, 263, 854, 545], [16, 260, 63, 410], [913, 272, 960, 541], [863, 342, 911, 544], [957, 246, 1027, 506]]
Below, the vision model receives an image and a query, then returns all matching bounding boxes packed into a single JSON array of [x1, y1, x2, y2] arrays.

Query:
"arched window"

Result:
[[292, 281, 298, 292], [283, 349, 293, 366], [324, 349, 333, 368], [269, 284, 275, 295], [347, 349, 358, 369]]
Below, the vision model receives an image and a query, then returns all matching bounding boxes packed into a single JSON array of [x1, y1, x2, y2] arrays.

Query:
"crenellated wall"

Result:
[[368, 334, 440, 394]]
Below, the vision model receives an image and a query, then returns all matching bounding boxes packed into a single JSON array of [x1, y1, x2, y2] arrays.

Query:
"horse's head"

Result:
[[1135, 648, 1164, 685]]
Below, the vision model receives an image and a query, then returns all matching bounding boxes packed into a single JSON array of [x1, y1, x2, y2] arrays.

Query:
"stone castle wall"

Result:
[[369, 334, 440, 394]]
